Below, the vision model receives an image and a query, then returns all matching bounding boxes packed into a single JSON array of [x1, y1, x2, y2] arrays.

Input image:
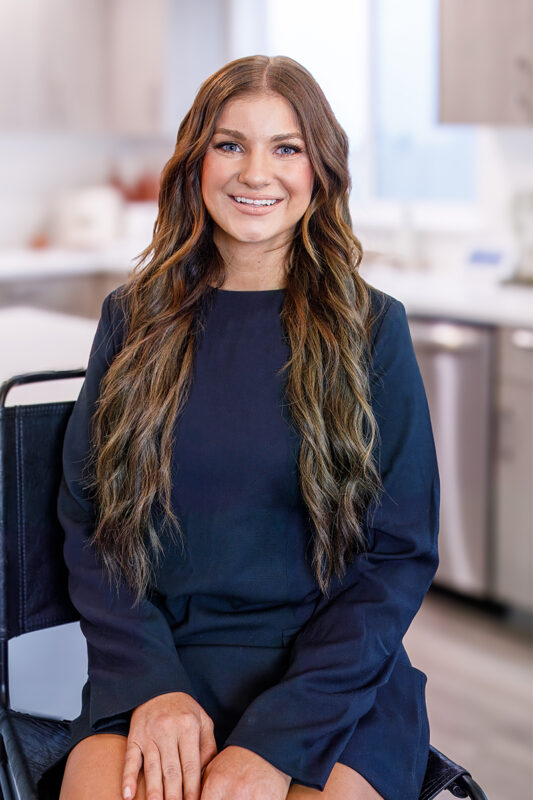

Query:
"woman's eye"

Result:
[[216, 142, 241, 153], [277, 145, 301, 156], [214, 142, 302, 157]]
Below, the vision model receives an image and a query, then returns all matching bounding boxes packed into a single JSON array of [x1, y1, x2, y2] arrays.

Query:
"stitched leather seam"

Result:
[[422, 770, 466, 797], [4, 403, 72, 417], [20, 412, 28, 631], [423, 774, 442, 795], [21, 414, 28, 630], [15, 409, 20, 630], [15, 410, 26, 631]]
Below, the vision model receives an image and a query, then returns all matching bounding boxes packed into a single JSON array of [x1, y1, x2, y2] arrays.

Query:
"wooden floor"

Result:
[[405, 587, 533, 800]]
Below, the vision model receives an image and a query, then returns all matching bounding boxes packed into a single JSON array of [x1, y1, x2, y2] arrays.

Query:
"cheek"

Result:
[[201, 154, 221, 199], [291, 163, 315, 204], [304, 163, 315, 197], [200, 160, 210, 206]]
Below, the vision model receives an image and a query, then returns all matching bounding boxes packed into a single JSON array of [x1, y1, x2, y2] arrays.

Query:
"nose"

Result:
[[237, 147, 272, 189]]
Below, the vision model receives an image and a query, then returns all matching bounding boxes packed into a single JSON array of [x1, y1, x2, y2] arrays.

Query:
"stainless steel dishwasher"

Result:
[[408, 317, 494, 597], [493, 325, 533, 614]]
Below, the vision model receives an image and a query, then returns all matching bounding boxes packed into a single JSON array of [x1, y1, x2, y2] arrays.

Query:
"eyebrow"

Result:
[[213, 128, 305, 143]]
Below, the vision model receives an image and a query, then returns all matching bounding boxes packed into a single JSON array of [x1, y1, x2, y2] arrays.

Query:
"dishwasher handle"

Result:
[[409, 321, 488, 353]]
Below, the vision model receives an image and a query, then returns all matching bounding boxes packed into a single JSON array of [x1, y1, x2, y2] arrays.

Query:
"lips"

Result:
[[230, 195, 282, 204], [228, 195, 283, 214]]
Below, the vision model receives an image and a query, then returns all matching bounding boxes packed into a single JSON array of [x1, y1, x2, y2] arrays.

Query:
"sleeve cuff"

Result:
[[221, 683, 374, 792], [90, 664, 200, 729]]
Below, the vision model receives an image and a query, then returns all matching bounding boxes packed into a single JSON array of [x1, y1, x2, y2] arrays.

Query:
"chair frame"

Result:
[[0, 370, 488, 799]]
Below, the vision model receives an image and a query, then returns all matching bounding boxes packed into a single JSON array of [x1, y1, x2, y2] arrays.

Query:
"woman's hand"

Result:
[[200, 745, 292, 800], [121, 691, 218, 800]]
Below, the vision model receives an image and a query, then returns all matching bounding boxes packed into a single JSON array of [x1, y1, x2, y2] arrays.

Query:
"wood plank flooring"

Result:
[[405, 587, 533, 800]]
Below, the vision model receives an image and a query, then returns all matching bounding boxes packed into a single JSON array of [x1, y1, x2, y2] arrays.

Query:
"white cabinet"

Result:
[[0, 0, 107, 131], [106, 0, 166, 136], [1, 0, 229, 136], [439, 0, 533, 124], [42, 0, 108, 131], [106, 0, 228, 136]]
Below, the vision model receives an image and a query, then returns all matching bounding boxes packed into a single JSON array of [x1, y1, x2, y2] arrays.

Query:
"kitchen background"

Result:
[[1, 0, 532, 798]]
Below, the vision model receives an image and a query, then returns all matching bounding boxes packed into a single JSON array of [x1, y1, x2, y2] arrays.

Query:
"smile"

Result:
[[233, 195, 280, 205], [228, 195, 283, 214]]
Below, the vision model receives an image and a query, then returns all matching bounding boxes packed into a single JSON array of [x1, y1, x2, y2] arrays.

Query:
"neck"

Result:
[[213, 228, 289, 291]]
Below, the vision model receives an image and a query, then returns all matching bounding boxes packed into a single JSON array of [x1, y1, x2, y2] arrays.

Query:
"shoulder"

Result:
[[100, 283, 129, 356], [364, 282, 407, 353], [363, 284, 425, 403]]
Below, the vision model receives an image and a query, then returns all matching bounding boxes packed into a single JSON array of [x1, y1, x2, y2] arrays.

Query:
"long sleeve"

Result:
[[58, 289, 199, 730], [222, 297, 440, 790]]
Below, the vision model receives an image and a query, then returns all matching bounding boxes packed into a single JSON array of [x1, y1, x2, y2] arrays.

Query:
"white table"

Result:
[[0, 306, 98, 405]]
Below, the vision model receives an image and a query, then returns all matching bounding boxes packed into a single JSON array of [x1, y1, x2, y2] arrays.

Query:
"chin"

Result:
[[228, 227, 277, 244]]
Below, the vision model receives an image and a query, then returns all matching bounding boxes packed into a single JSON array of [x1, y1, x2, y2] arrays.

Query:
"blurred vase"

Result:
[[51, 185, 124, 249]]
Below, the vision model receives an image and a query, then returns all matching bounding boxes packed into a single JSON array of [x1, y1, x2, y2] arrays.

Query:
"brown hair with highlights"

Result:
[[85, 54, 385, 606]]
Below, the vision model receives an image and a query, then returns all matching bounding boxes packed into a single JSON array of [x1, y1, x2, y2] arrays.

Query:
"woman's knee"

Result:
[[60, 732, 147, 800]]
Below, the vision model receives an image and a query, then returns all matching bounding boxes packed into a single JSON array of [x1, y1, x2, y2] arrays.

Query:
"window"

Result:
[[229, 0, 480, 225], [264, 0, 368, 203], [373, 0, 476, 202]]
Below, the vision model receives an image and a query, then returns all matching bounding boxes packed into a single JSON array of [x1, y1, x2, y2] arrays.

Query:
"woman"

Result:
[[40, 55, 439, 800]]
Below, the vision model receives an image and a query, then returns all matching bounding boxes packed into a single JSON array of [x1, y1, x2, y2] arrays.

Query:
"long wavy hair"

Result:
[[85, 54, 386, 607]]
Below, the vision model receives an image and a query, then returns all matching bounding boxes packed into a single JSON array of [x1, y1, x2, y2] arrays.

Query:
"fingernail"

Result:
[[123, 788, 131, 799]]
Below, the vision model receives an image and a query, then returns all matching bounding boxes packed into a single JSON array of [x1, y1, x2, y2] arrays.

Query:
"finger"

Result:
[[143, 744, 164, 800], [122, 739, 143, 800], [177, 729, 202, 800], [198, 718, 218, 774], [156, 735, 185, 800]]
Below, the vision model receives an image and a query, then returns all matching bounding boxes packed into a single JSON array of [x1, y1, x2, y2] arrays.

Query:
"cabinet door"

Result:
[[0, 0, 47, 128], [105, 0, 229, 137], [42, 0, 107, 131], [106, 0, 166, 136], [493, 329, 533, 612], [0, 0, 106, 131], [439, 0, 533, 124]]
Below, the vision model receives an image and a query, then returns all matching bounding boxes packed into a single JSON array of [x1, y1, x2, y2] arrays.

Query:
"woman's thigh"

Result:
[[59, 735, 383, 800], [287, 762, 384, 799], [60, 733, 147, 800]]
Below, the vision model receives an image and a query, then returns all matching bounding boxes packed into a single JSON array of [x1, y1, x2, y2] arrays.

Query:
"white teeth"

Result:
[[233, 196, 278, 206]]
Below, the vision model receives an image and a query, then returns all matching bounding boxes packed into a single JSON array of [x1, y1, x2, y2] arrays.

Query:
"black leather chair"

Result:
[[0, 370, 489, 800]]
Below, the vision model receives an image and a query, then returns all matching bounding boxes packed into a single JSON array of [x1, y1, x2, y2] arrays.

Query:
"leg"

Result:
[[287, 762, 384, 800], [59, 733, 148, 800]]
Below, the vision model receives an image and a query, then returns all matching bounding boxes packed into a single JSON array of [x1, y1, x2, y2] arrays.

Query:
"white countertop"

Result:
[[1, 264, 531, 407], [0, 306, 97, 405], [0, 241, 138, 279], [0, 246, 531, 329], [359, 263, 533, 329]]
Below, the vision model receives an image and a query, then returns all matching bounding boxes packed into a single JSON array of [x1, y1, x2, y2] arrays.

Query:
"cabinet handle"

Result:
[[497, 408, 515, 460], [410, 323, 484, 353]]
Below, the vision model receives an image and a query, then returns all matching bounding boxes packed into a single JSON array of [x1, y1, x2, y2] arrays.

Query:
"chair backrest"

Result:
[[0, 370, 86, 643], [0, 377, 489, 800]]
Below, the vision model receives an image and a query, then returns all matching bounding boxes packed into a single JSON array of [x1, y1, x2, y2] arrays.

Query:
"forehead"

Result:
[[214, 93, 302, 137]]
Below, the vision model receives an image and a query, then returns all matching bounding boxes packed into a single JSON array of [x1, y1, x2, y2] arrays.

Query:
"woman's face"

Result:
[[201, 92, 315, 255]]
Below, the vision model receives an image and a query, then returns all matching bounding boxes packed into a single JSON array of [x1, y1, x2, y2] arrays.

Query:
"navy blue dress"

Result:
[[38, 284, 439, 800]]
